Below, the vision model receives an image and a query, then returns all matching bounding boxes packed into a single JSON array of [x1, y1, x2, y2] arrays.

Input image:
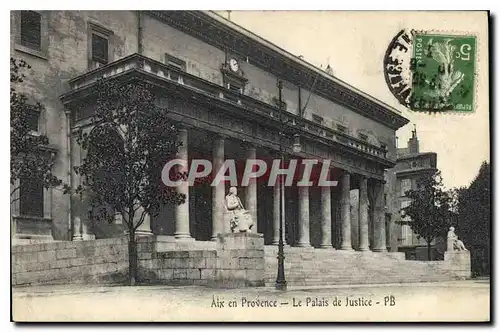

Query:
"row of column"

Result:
[[271, 172, 387, 252], [139, 127, 387, 251], [173, 130, 258, 241]]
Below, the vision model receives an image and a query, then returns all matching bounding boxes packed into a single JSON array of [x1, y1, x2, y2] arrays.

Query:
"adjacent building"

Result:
[[10, 10, 409, 252], [390, 126, 440, 259]]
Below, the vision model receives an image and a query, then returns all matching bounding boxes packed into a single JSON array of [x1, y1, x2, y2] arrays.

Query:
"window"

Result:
[[312, 114, 324, 124], [400, 178, 412, 196], [20, 11, 41, 50], [88, 22, 113, 70], [91, 33, 108, 67], [15, 11, 48, 59], [19, 177, 44, 218], [26, 108, 40, 132], [358, 133, 368, 141]]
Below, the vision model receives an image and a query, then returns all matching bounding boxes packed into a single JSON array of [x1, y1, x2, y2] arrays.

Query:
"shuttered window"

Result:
[[20, 11, 41, 50], [19, 177, 44, 218], [91, 33, 109, 66]]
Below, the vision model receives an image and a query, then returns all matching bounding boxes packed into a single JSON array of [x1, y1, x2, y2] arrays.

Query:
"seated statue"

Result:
[[225, 186, 254, 233], [447, 226, 468, 251]]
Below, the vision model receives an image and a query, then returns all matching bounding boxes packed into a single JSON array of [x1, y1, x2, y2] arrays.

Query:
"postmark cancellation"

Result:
[[384, 29, 477, 113]]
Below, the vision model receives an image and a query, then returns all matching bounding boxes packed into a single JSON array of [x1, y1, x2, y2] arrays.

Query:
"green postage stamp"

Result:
[[383, 30, 477, 112], [411, 33, 476, 112]]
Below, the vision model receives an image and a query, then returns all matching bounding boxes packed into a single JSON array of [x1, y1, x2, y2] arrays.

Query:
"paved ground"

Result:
[[12, 279, 490, 322]]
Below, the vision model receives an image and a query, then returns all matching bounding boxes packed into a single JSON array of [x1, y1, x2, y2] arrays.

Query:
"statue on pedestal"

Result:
[[225, 187, 254, 233], [447, 226, 468, 251]]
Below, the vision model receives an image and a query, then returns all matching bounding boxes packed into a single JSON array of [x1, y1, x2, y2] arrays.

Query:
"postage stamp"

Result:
[[411, 33, 476, 112], [383, 30, 477, 112]]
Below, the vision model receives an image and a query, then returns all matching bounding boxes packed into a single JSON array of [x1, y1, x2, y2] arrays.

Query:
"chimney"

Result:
[[408, 124, 419, 154]]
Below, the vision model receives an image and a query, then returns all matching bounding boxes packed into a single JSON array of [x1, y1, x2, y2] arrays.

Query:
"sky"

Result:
[[216, 11, 490, 189]]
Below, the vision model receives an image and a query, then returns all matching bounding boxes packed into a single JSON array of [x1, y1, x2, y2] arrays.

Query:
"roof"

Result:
[[205, 11, 404, 116]]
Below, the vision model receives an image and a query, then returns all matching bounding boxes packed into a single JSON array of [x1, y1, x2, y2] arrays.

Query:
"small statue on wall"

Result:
[[447, 226, 468, 251], [225, 186, 254, 233]]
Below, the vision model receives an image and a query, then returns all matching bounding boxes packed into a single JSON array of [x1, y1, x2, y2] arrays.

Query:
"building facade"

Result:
[[10, 10, 409, 251], [390, 127, 440, 259]]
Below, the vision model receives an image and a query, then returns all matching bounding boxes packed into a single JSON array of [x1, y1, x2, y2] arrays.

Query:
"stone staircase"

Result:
[[264, 246, 459, 287]]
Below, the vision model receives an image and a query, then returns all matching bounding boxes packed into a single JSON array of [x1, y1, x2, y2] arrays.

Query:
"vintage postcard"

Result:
[[10, 10, 490, 322]]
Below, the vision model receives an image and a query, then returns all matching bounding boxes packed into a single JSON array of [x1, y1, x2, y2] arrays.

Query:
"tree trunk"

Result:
[[427, 241, 432, 261], [128, 229, 137, 286]]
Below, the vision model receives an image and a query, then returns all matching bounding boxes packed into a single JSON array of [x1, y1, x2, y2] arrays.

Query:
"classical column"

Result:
[[211, 136, 225, 240], [358, 177, 369, 251], [174, 128, 192, 240], [296, 186, 311, 247], [244, 146, 258, 232], [339, 172, 353, 250], [70, 129, 83, 241], [271, 178, 280, 245], [372, 180, 387, 252], [320, 185, 333, 249]]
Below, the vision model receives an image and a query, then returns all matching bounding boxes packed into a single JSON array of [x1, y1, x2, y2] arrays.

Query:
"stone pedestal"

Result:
[[444, 250, 472, 278], [214, 232, 265, 288]]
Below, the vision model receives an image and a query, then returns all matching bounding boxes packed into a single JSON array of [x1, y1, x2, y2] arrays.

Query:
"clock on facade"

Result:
[[229, 58, 239, 72]]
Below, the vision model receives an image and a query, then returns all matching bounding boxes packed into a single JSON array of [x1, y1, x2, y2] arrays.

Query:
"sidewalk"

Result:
[[12, 279, 490, 322], [12, 278, 489, 297]]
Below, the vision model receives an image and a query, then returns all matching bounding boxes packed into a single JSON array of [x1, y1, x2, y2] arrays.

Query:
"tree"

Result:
[[10, 57, 68, 231], [75, 78, 185, 285], [397, 170, 455, 260], [457, 161, 491, 275]]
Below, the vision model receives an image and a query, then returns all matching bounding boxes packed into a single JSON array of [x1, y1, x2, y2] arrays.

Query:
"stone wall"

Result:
[[12, 233, 266, 288], [12, 235, 469, 288], [12, 237, 129, 286]]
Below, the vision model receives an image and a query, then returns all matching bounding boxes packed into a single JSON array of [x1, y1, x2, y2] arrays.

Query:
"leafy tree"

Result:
[[457, 161, 490, 275], [397, 170, 455, 260], [75, 78, 184, 285], [10, 57, 68, 228]]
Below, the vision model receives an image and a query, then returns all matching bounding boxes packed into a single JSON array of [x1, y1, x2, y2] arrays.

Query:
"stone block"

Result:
[[70, 257, 88, 267], [186, 268, 201, 279], [56, 248, 76, 259], [217, 269, 246, 281], [205, 258, 217, 269], [238, 257, 264, 270], [201, 268, 216, 280], [173, 269, 187, 279], [37, 250, 57, 262], [203, 250, 217, 258], [23, 261, 48, 273], [175, 251, 190, 258], [217, 256, 240, 269], [188, 251, 204, 258], [49, 259, 71, 269], [217, 232, 264, 250], [137, 252, 152, 260], [75, 245, 96, 257], [15, 251, 39, 264], [245, 269, 264, 282], [158, 269, 174, 280]]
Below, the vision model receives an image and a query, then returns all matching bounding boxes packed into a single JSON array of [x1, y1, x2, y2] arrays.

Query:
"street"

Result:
[[12, 279, 490, 322]]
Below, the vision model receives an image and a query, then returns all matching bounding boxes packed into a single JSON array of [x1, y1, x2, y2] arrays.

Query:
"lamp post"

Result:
[[275, 79, 301, 291], [275, 79, 287, 291]]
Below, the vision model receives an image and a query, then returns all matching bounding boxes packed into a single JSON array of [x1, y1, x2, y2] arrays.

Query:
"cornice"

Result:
[[146, 10, 410, 130]]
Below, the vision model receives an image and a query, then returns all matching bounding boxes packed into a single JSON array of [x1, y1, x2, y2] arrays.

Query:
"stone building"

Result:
[[10, 10, 409, 253], [390, 126, 440, 259]]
